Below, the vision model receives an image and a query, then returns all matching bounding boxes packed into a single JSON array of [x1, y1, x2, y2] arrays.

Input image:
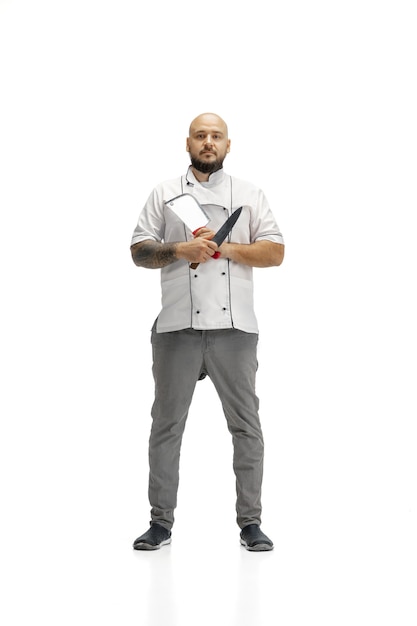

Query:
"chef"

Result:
[[130, 112, 284, 551]]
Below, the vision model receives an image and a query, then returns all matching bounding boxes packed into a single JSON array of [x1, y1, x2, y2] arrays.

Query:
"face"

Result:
[[186, 113, 231, 175]]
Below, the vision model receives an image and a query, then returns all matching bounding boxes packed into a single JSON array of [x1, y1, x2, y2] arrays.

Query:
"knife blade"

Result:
[[190, 206, 243, 270]]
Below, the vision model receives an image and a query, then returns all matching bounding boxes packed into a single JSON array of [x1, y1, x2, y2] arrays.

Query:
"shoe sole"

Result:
[[133, 538, 172, 551], [240, 539, 273, 552]]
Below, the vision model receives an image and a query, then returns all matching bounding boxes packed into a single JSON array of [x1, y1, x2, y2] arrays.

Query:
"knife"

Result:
[[190, 206, 243, 270]]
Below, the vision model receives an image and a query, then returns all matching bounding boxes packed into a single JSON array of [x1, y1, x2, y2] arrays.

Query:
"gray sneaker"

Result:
[[240, 524, 274, 551], [133, 522, 172, 551]]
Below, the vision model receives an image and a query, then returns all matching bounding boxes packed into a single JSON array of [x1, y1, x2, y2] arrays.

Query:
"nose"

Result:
[[204, 135, 213, 146]]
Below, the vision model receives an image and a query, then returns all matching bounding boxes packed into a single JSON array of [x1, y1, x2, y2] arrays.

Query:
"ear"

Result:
[[226, 139, 231, 153], [186, 138, 190, 152]]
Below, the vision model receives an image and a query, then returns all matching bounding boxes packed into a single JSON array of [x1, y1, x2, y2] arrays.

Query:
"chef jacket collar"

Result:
[[186, 165, 226, 188]]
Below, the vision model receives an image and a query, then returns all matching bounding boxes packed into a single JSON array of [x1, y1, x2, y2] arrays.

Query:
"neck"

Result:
[[190, 166, 210, 182]]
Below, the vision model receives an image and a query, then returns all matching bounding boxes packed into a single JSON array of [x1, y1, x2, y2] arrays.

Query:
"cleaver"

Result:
[[165, 193, 209, 234]]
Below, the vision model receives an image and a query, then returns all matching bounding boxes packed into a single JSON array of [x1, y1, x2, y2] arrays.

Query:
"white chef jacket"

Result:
[[131, 167, 284, 333]]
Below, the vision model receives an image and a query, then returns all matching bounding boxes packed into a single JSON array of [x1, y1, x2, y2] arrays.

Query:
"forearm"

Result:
[[131, 236, 219, 268], [220, 240, 285, 268], [130, 240, 180, 268]]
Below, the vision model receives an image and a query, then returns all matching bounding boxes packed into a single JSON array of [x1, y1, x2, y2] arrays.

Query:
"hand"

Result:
[[193, 227, 221, 260], [193, 227, 216, 240], [176, 237, 218, 264]]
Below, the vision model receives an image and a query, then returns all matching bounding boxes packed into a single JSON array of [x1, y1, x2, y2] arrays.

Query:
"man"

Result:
[[130, 113, 284, 551]]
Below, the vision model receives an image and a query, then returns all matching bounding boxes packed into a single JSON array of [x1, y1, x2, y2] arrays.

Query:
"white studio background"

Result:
[[1, 1, 416, 625]]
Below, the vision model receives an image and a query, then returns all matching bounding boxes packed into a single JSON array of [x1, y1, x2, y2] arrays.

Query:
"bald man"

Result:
[[131, 113, 285, 551]]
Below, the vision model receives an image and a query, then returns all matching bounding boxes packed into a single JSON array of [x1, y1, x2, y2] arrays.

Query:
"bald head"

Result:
[[188, 112, 228, 138], [186, 113, 231, 179]]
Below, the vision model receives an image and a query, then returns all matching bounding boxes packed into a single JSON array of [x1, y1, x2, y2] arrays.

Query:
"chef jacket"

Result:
[[131, 167, 284, 333]]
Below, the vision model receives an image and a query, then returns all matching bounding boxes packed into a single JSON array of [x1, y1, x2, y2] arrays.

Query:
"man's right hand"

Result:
[[176, 236, 218, 264]]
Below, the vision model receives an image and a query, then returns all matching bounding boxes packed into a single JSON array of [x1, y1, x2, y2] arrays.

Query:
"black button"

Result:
[[196, 310, 200, 314], [221, 272, 226, 275], [194, 274, 198, 278], [222, 307, 227, 311]]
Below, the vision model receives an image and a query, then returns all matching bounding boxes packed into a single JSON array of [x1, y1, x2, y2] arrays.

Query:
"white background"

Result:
[[1, 1, 416, 624]]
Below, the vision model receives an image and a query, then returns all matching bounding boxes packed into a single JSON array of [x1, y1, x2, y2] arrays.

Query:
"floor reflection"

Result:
[[133, 538, 276, 626], [133, 546, 178, 626]]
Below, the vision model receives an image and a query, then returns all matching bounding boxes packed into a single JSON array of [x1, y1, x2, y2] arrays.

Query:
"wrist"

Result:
[[174, 242, 186, 260], [220, 242, 232, 260]]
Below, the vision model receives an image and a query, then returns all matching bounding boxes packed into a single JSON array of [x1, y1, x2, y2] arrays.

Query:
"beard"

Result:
[[190, 154, 225, 174]]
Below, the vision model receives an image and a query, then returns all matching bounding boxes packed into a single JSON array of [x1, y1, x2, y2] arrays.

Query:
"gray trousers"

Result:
[[148, 325, 264, 530]]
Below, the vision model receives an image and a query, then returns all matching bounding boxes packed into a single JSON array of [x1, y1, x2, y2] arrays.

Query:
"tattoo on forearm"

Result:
[[131, 241, 178, 268]]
